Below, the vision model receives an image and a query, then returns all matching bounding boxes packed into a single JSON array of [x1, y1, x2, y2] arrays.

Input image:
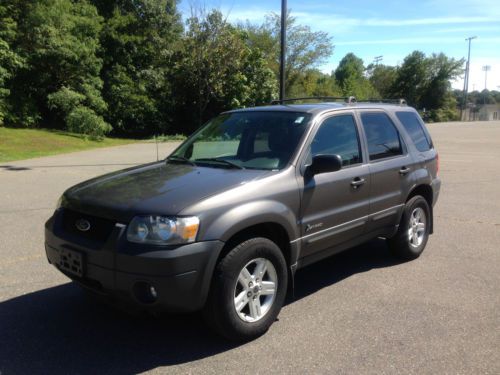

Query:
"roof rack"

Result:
[[361, 98, 407, 106], [271, 96, 357, 105]]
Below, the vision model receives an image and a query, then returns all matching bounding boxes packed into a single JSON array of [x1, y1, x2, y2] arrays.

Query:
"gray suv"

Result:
[[45, 98, 441, 341]]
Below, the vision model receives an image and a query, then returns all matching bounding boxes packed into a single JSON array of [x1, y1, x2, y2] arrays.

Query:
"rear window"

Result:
[[396, 112, 432, 152]]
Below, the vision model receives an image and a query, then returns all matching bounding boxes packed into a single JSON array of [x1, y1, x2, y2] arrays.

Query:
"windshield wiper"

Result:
[[166, 155, 196, 166], [195, 158, 245, 169]]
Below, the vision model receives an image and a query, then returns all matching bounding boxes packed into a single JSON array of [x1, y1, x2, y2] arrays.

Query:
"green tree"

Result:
[[241, 11, 333, 97], [420, 53, 463, 110], [287, 69, 341, 98], [334, 53, 378, 98], [367, 64, 397, 99], [172, 10, 276, 132], [94, 0, 182, 136], [390, 51, 463, 120], [390, 51, 428, 106], [7, 0, 109, 136], [0, 1, 24, 125]]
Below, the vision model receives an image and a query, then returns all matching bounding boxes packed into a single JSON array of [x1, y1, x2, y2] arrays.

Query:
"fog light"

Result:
[[132, 282, 158, 304]]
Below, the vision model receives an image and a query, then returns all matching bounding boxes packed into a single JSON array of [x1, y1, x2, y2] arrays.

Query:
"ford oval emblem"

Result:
[[75, 218, 91, 232]]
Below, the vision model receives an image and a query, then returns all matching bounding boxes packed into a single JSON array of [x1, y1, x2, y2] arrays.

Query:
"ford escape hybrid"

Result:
[[45, 98, 441, 341]]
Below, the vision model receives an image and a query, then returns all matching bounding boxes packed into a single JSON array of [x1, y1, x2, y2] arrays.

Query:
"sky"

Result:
[[179, 0, 500, 91]]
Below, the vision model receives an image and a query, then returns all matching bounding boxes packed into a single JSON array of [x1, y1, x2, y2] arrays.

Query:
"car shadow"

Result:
[[292, 238, 404, 301], [0, 239, 403, 374]]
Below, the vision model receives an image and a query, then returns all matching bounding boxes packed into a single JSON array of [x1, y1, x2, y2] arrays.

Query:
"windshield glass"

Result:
[[170, 111, 311, 170]]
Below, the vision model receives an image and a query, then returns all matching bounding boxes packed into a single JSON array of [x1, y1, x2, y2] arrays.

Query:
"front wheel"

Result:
[[388, 195, 431, 260], [203, 237, 288, 341]]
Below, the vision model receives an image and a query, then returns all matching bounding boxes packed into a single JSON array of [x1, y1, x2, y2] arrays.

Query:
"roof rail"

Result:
[[271, 96, 357, 105], [361, 98, 407, 106]]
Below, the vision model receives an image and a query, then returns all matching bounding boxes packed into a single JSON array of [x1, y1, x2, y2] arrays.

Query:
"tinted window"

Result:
[[311, 115, 361, 167], [396, 111, 432, 152], [361, 112, 403, 161], [173, 112, 310, 170]]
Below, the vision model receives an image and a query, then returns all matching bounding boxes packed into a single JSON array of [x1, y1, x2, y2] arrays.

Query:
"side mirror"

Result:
[[308, 154, 342, 175]]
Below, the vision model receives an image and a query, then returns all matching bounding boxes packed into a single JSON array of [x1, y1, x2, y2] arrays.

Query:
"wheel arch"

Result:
[[406, 184, 434, 234]]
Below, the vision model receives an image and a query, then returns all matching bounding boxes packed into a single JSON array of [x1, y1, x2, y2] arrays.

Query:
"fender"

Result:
[[200, 199, 299, 245]]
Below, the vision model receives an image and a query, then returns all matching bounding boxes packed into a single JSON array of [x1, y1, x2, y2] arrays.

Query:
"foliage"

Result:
[[334, 53, 378, 98], [0, 1, 24, 125], [389, 51, 428, 106], [287, 69, 341, 98], [6, 0, 108, 132], [66, 106, 112, 139], [0, 1, 478, 138], [172, 10, 276, 133], [240, 11, 333, 97], [367, 64, 397, 98], [390, 51, 463, 112], [95, 0, 182, 136], [454, 89, 500, 106]]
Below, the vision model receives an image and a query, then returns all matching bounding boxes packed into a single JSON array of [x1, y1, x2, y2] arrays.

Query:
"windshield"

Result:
[[170, 111, 311, 170]]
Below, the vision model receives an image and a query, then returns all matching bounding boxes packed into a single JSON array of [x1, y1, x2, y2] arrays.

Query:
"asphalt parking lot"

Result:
[[1, 121, 499, 374]]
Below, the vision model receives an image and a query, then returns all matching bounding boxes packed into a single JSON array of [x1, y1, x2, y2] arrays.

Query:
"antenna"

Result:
[[155, 135, 159, 162]]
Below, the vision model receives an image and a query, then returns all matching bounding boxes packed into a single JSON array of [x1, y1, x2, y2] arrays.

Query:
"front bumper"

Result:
[[45, 210, 224, 312]]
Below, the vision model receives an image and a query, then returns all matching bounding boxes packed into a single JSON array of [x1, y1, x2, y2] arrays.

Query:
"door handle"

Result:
[[350, 177, 366, 188], [399, 166, 411, 175]]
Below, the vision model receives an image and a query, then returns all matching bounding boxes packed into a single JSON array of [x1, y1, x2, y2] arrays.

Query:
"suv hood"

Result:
[[63, 162, 273, 222]]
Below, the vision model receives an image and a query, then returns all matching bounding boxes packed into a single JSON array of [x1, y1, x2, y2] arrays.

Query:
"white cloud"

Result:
[[334, 37, 500, 47], [434, 26, 500, 34], [221, 10, 498, 29]]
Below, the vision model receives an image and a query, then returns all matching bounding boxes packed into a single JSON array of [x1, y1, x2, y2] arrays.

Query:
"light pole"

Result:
[[461, 36, 477, 120], [482, 65, 491, 90], [279, 0, 287, 103]]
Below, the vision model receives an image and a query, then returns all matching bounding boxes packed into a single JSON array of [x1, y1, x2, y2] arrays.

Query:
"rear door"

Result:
[[395, 110, 438, 180], [358, 110, 417, 232], [299, 113, 371, 258]]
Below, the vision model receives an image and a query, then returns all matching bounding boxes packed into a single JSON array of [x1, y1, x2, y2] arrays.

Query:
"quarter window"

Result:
[[396, 111, 432, 152], [361, 112, 403, 161], [311, 115, 361, 167]]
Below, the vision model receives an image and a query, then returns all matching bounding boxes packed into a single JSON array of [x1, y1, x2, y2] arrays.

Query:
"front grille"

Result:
[[62, 209, 116, 243]]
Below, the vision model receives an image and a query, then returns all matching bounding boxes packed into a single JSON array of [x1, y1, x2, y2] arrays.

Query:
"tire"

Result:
[[388, 195, 431, 260], [203, 237, 288, 341]]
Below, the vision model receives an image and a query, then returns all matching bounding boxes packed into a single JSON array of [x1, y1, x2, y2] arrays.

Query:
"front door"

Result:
[[299, 113, 371, 258]]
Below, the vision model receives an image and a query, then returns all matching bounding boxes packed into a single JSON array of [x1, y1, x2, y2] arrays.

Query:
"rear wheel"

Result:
[[388, 195, 431, 260], [203, 237, 288, 341]]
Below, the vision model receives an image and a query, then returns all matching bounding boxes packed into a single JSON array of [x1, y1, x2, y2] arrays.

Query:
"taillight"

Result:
[[436, 153, 439, 176]]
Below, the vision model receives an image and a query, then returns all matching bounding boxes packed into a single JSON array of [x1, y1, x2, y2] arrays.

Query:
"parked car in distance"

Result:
[[45, 97, 441, 341]]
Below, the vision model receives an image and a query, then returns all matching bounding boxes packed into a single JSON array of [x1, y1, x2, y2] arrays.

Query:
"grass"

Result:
[[0, 127, 137, 163]]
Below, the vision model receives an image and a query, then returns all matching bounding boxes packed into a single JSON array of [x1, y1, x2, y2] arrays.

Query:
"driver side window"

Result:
[[310, 114, 362, 167]]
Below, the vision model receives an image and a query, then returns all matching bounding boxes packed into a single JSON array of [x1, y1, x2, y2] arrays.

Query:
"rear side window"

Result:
[[396, 111, 432, 152], [361, 112, 403, 161]]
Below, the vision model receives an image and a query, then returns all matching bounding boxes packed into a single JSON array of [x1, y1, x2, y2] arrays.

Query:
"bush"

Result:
[[47, 87, 85, 114], [66, 106, 112, 139]]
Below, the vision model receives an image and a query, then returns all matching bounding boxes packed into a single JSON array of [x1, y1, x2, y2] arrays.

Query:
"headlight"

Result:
[[127, 216, 200, 245]]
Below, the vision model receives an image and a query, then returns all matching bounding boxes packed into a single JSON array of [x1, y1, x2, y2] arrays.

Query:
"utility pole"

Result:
[[482, 65, 491, 90], [279, 0, 287, 103], [461, 36, 477, 120], [374, 56, 383, 65]]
